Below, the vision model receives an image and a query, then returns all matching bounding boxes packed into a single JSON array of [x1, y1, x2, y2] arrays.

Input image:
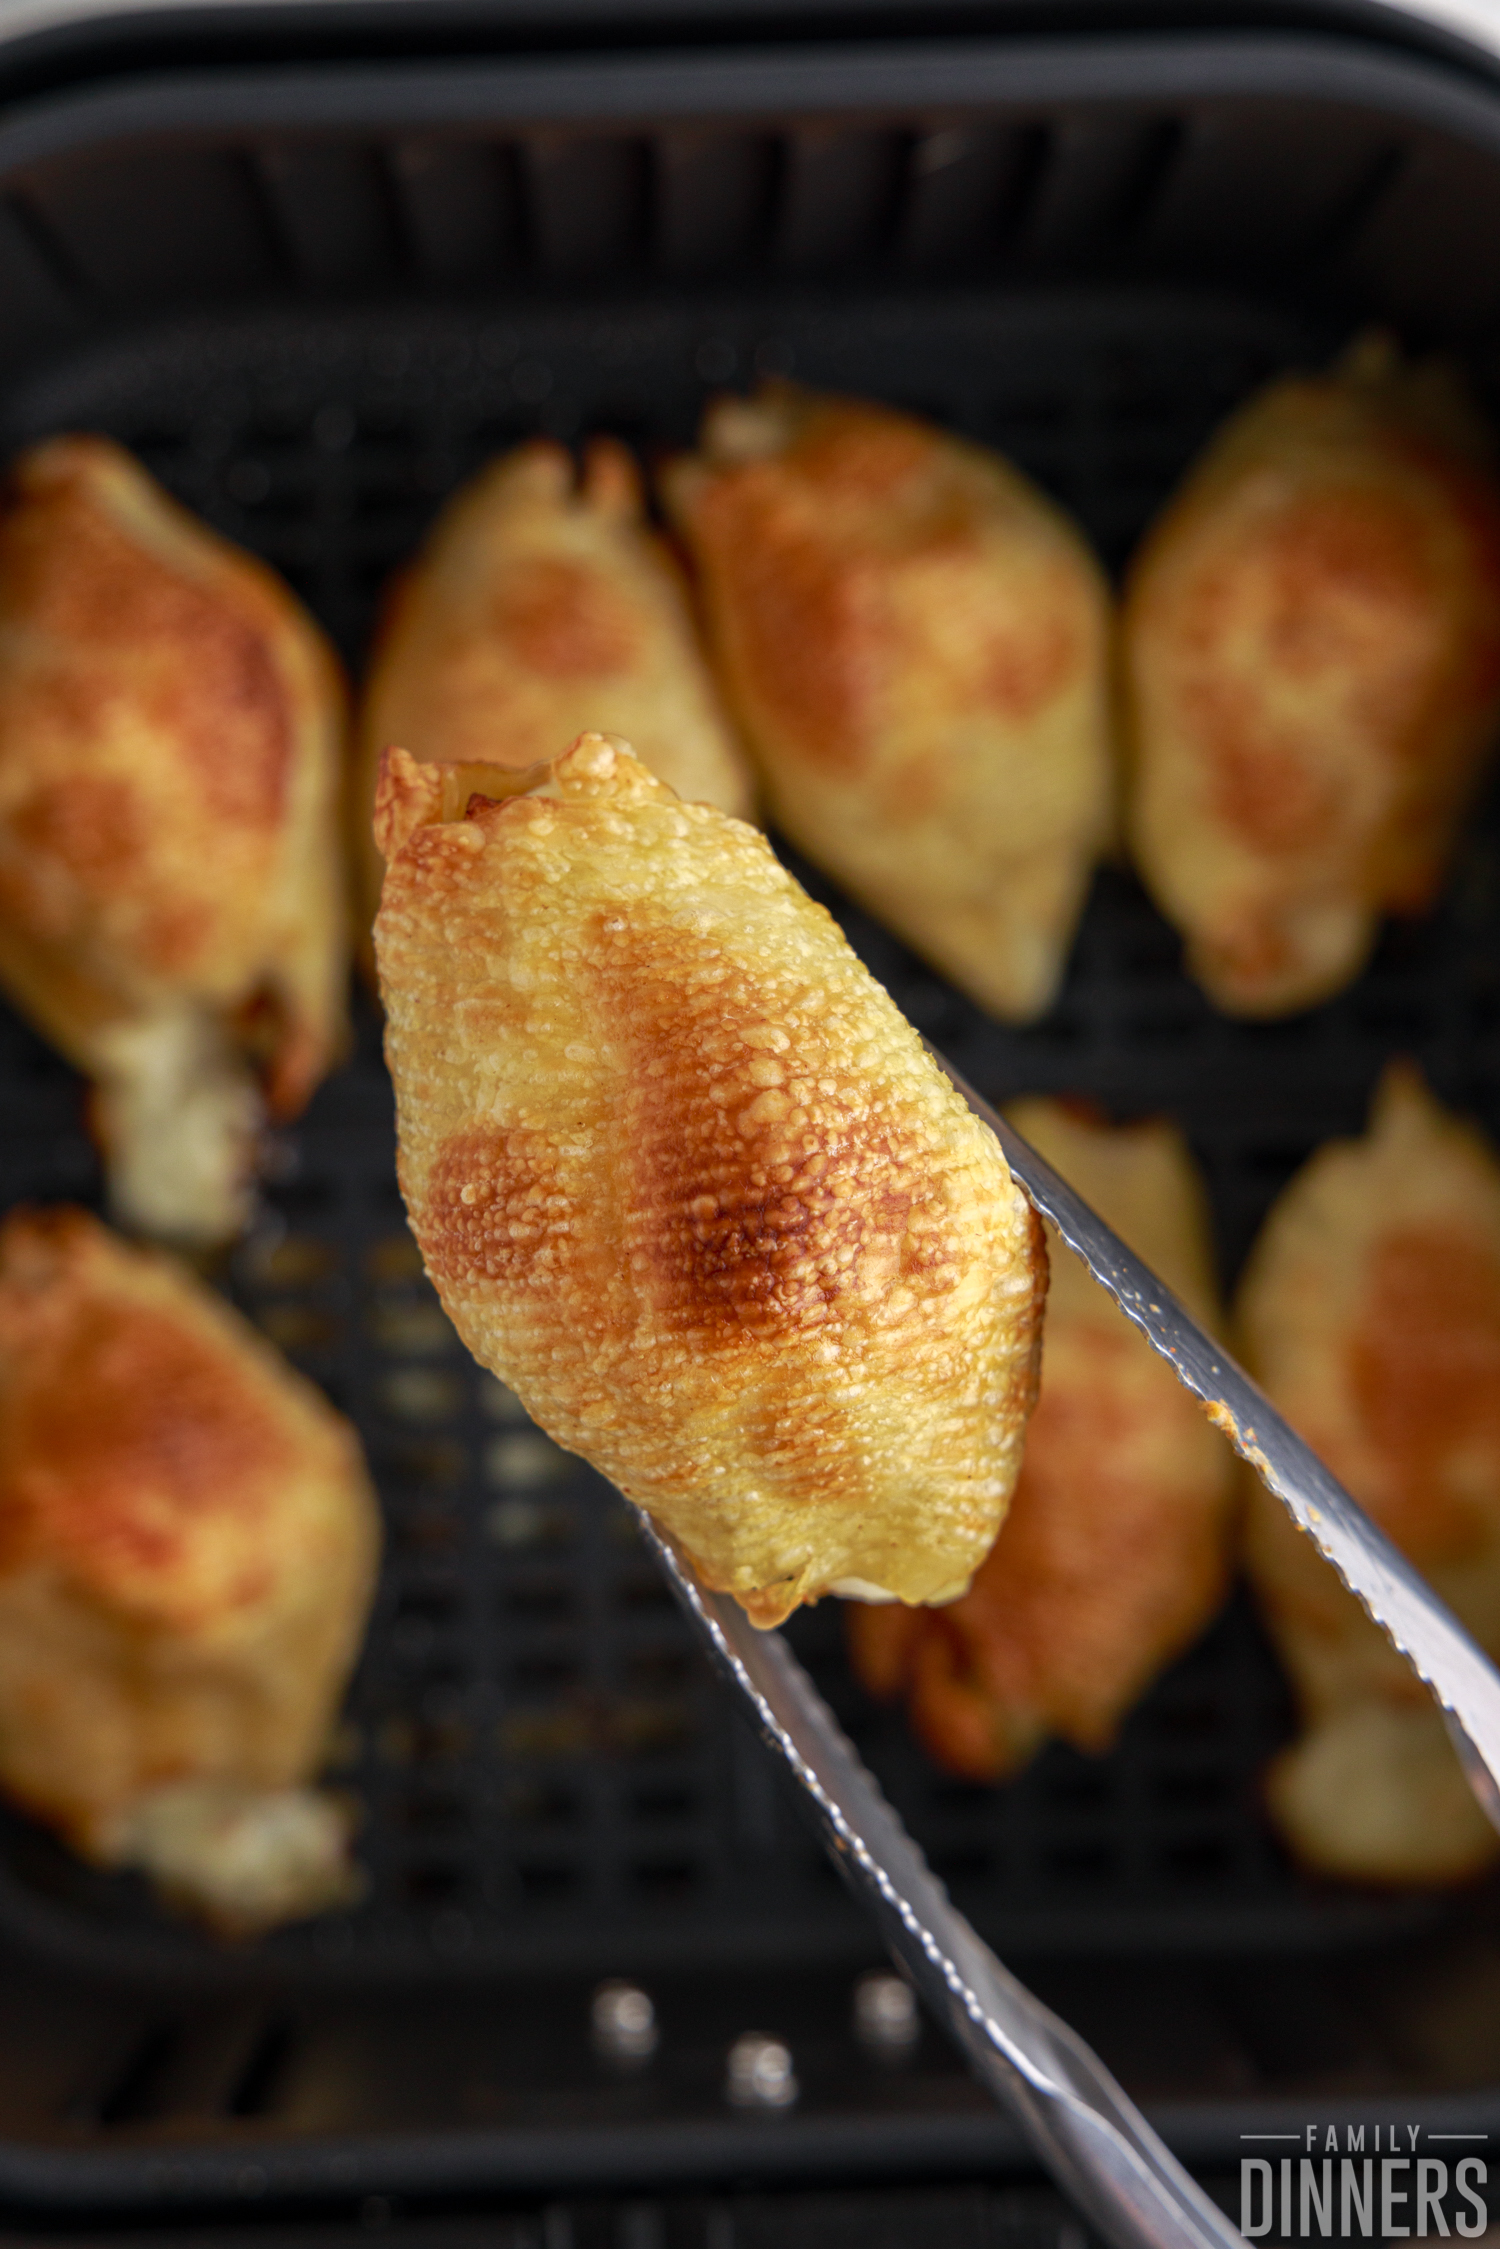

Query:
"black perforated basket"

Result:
[[0, 280, 1476, 1991]]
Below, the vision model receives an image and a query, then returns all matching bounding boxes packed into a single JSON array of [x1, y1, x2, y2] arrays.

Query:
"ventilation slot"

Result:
[[523, 134, 649, 280], [227, 2016, 298, 2120], [391, 139, 525, 286], [257, 144, 399, 291], [654, 129, 777, 277], [76, 2024, 179, 2128], [897, 121, 1048, 272], [775, 126, 904, 275], [17, 147, 277, 304]]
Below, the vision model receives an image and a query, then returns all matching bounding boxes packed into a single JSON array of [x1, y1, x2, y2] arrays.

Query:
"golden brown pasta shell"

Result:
[[663, 387, 1114, 1024], [357, 436, 753, 928], [1238, 1065, 1500, 1884], [0, 1205, 379, 1923], [375, 731, 1046, 1625], [1124, 339, 1500, 1017], [849, 1101, 1236, 1778], [0, 434, 350, 1243]]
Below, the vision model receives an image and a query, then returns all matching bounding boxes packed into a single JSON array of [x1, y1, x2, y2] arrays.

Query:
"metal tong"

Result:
[[638, 1058, 1500, 2249]]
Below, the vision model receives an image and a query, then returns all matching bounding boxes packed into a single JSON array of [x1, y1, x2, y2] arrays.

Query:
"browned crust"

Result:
[[849, 1101, 1236, 1778], [1124, 344, 1500, 1016], [0, 434, 351, 1237], [661, 384, 1114, 1023], [0, 1205, 380, 1854], [375, 732, 1047, 1625], [1238, 1065, 1500, 1883], [355, 436, 754, 937]]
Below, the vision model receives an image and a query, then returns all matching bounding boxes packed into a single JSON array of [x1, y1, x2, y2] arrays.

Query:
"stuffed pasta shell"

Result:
[[0, 1206, 379, 1931], [849, 1100, 1236, 1777], [1124, 339, 1500, 1016], [358, 437, 752, 923], [663, 386, 1114, 1023], [1239, 1065, 1500, 1884], [0, 434, 349, 1246], [375, 732, 1046, 1626]]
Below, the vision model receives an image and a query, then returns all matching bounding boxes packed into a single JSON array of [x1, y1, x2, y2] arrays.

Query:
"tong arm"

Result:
[[938, 1062, 1500, 1839], [643, 1525, 1246, 2249]]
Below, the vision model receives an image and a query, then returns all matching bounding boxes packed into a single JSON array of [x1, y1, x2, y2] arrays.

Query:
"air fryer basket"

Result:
[[1, 12, 1500, 2220]]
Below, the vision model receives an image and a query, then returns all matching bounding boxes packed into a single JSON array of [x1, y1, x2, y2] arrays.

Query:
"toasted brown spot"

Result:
[[790, 407, 937, 504], [146, 610, 290, 830], [0, 1300, 291, 1614], [605, 922, 957, 1347], [654, 1152, 892, 1339], [11, 775, 143, 893], [884, 751, 945, 821], [698, 484, 885, 775], [420, 1125, 577, 1298], [1192, 693, 1344, 856], [1348, 1221, 1500, 1562], [419, 902, 979, 1368], [1170, 487, 1445, 855], [982, 601, 1080, 725], [1233, 490, 1429, 685], [490, 555, 637, 678], [0, 468, 292, 831], [8, 775, 215, 975], [141, 899, 215, 975]]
